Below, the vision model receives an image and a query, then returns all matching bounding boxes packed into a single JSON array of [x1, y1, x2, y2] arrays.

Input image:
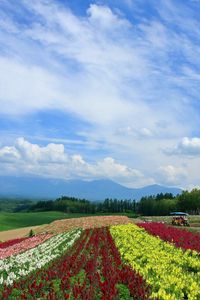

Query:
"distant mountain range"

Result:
[[0, 176, 182, 201]]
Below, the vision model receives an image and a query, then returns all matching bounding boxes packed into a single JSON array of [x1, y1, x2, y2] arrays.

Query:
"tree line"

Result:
[[138, 189, 200, 215], [29, 196, 138, 215], [28, 189, 200, 215]]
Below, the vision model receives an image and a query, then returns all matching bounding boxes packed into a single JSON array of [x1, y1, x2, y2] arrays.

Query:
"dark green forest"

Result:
[[0, 189, 199, 216], [28, 189, 200, 215], [28, 197, 137, 215], [138, 189, 200, 215], [138, 193, 176, 216]]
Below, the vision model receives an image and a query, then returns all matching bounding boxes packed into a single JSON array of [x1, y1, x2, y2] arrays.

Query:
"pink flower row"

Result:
[[0, 237, 28, 249], [139, 222, 200, 252], [0, 233, 53, 259]]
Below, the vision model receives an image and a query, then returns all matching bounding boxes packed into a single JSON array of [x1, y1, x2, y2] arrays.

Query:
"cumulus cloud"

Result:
[[0, 137, 67, 164], [95, 157, 143, 179], [0, 138, 150, 186], [157, 165, 187, 186], [165, 137, 200, 156], [0, 146, 20, 163]]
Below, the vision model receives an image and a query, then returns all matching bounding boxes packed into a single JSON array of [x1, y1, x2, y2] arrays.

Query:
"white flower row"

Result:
[[0, 228, 82, 286]]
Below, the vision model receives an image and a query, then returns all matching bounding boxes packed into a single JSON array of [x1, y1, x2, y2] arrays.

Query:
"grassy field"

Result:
[[0, 211, 137, 231], [1, 211, 199, 233], [0, 211, 92, 231]]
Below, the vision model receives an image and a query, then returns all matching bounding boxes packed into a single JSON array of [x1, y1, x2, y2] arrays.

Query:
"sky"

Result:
[[0, 0, 200, 189]]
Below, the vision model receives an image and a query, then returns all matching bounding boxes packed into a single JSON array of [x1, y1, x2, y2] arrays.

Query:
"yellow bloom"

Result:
[[110, 224, 200, 300]]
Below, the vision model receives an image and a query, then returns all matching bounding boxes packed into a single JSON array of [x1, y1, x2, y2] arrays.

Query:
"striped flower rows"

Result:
[[138, 222, 200, 252], [0, 237, 28, 249], [0, 228, 82, 286], [0, 234, 52, 259], [110, 224, 200, 300], [0, 227, 150, 300], [0, 221, 199, 299]]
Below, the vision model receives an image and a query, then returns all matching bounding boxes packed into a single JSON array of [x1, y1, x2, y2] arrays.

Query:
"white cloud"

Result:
[[0, 0, 197, 132], [0, 138, 67, 164], [157, 165, 187, 186], [0, 146, 20, 163], [0, 57, 62, 115], [117, 126, 153, 138], [15, 137, 67, 163], [96, 157, 142, 178], [0, 138, 152, 187], [0, 0, 200, 189], [165, 137, 200, 156], [87, 4, 130, 29]]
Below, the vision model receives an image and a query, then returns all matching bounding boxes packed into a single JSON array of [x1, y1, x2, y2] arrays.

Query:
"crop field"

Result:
[[140, 215, 200, 234], [0, 216, 199, 300]]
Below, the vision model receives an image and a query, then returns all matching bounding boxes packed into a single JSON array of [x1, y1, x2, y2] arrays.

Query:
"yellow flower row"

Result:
[[110, 224, 200, 300]]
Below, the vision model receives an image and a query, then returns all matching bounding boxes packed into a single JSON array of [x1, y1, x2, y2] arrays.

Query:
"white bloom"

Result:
[[0, 229, 82, 285]]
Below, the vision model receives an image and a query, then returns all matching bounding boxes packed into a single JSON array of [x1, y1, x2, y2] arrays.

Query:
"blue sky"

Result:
[[0, 0, 200, 189]]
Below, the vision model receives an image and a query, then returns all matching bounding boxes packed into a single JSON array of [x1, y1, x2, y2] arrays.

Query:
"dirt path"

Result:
[[0, 225, 43, 241]]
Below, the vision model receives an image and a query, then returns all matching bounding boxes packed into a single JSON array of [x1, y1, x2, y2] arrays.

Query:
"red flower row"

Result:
[[139, 222, 200, 252], [1, 228, 151, 299], [0, 237, 27, 249]]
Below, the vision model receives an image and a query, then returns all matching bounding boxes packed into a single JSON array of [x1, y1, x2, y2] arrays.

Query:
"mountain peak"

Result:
[[0, 176, 182, 201]]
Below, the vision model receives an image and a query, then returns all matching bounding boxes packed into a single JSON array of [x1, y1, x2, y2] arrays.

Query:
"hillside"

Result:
[[0, 176, 181, 201]]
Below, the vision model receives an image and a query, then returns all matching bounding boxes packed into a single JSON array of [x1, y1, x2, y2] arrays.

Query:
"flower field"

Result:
[[0, 229, 82, 286], [36, 215, 131, 234], [0, 238, 28, 249], [111, 224, 200, 300], [0, 217, 199, 299], [138, 222, 200, 252], [0, 234, 53, 259]]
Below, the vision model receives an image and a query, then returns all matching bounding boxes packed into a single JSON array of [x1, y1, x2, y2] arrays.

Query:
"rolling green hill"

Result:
[[0, 211, 136, 231], [0, 211, 88, 231]]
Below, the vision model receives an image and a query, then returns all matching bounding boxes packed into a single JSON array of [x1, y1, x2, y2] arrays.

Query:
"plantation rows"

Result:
[[138, 222, 200, 252], [0, 220, 199, 300]]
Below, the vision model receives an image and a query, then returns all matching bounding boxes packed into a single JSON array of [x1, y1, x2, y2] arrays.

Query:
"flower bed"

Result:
[[0, 227, 150, 299], [0, 229, 82, 286], [0, 233, 52, 259], [37, 215, 131, 234], [0, 237, 28, 249], [138, 222, 200, 252], [110, 224, 200, 300]]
